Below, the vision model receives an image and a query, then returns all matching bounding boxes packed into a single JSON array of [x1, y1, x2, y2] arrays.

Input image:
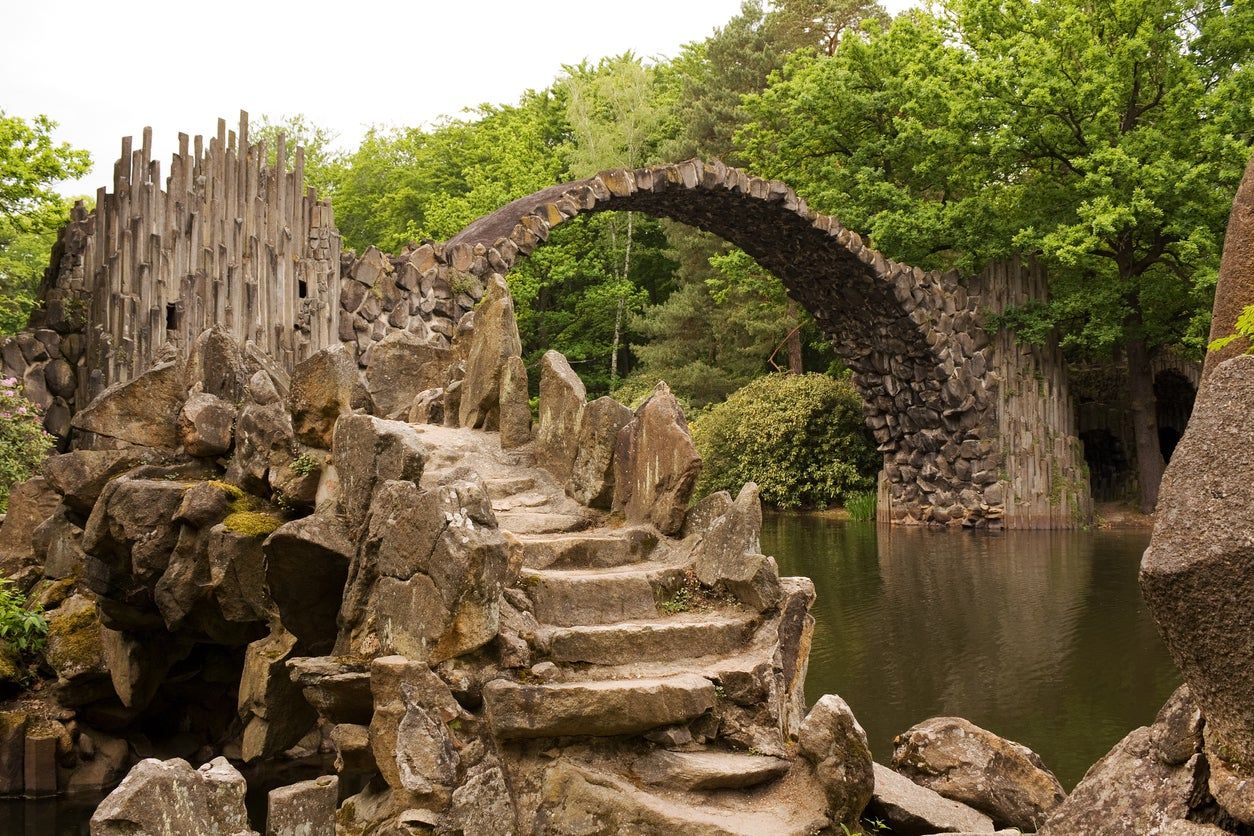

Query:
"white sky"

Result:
[[1, 0, 914, 197]]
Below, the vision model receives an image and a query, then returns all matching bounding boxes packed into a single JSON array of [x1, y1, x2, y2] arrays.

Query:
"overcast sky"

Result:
[[2, 0, 914, 197]]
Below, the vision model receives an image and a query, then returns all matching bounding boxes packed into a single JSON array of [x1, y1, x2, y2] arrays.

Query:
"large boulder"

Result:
[[178, 392, 237, 457], [0, 476, 60, 588], [238, 629, 317, 762], [72, 360, 185, 449], [266, 775, 338, 836], [288, 344, 364, 448], [331, 414, 426, 536], [459, 275, 523, 429], [364, 329, 452, 420], [567, 396, 632, 508], [43, 449, 165, 515], [691, 482, 781, 611], [612, 382, 701, 536], [367, 655, 466, 797], [1203, 154, 1254, 376], [340, 477, 507, 662], [798, 694, 875, 830], [534, 350, 586, 480], [1141, 353, 1254, 770], [263, 513, 353, 655], [90, 756, 255, 836], [892, 716, 1066, 830], [185, 325, 252, 403]]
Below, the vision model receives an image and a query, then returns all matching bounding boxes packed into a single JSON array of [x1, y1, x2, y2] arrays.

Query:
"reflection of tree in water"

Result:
[[764, 517, 1178, 788]]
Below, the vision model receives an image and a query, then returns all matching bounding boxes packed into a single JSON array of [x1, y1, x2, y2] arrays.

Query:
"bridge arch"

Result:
[[439, 159, 1001, 527]]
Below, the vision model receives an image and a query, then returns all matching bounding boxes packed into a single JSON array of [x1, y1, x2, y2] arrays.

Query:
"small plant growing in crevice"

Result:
[[659, 583, 693, 615], [0, 576, 48, 682], [0, 377, 56, 513], [290, 453, 319, 477]]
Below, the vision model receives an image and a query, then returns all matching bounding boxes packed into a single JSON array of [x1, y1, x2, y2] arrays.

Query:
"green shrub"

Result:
[[0, 575, 48, 659], [693, 373, 879, 510], [0, 376, 56, 512]]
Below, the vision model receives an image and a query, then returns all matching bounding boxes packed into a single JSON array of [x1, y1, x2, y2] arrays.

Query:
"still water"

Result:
[[764, 514, 1180, 789]]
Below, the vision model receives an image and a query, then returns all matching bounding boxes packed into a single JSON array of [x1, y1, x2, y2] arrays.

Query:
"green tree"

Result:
[[253, 113, 343, 198], [0, 113, 90, 335], [739, 0, 1253, 511]]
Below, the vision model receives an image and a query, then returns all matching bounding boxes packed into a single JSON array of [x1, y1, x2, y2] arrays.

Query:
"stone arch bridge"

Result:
[[440, 159, 1088, 528], [5, 115, 1088, 528]]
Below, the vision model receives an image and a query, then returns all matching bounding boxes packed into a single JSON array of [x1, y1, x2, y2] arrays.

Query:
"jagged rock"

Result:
[[447, 757, 516, 836], [443, 378, 464, 428], [229, 396, 295, 493], [1203, 154, 1254, 375], [632, 750, 791, 791], [690, 483, 780, 611], [798, 694, 874, 829], [0, 476, 60, 588], [1151, 685, 1204, 766], [329, 723, 376, 774], [0, 710, 27, 794], [1038, 726, 1204, 836], [264, 512, 353, 655], [612, 381, 701, 535], [499, 354, 531, 449], [682, 492, 733, 539], [459, 275, 522, 429], [408, 388, 445, 424], [332, 414, 426, 536], [483, 674, 716, 739], [66, 730, 131, 795], [179, 392, 237, 457], [43, 449, 164, 514], [567, 396, 632, 508], [868, 762, 996, 835], [33, 506, 86, 579], [342, 478, 506, 662], [1208, 745, 1254, 825], [185, 325, 252, 402], [535, 350, 586, 480], [894, 716, 1065, 830], [44, 593, 109, 705], [289, 344, 364, 448], [287, 656, 373, 725], [365, 329, 452, 420], [368, 656, 464, 797], [90, 756, 256, 835], [1141, 354, 1254, 769], [100, 626, 184, 710], [267, 775, 338, 836], [268, 446, 325, 510], [204, 525, 273, 623], [239, 629, 317, 762], [72, 360, 184, 449], [1164, 823, 1231, 836]]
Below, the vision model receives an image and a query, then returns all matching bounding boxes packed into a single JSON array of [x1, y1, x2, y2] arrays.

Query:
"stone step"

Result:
[[484, 475, 539, 499], [495, 511, 590, 535], [483, 674, 715, 739], [631, 749, 792, 791], [490, 491, 552, 512], [521, 561, 685, 627], [541, 761, 829, 835], [538, 612, 758, 666], [519, 527, 660, 570]]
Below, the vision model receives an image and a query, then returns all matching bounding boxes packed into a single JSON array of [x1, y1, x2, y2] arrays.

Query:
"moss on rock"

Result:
[[223, 511, 284, 537]]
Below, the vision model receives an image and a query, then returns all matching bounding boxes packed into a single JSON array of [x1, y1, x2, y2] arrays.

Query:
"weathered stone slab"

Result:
[[868, 762, 996, 835], [90, 756, 255, 835], [483, 674, 716, 739], [567, 396, 632, 508], [72, 360, 184, 449], [499, 353, 531, 449], [632, 750, 790, 791]]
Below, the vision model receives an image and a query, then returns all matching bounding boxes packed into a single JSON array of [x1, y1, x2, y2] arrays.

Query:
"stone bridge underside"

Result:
[[442, 160, 1001, 527]]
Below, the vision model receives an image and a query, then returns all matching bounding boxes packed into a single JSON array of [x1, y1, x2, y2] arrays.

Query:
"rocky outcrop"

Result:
[[90, 757, 254, 835], [799, 694, 875, 830], [567, 396, 632, 508], [288, 345, 363, 449], [71, 360, 185, 450], [535, 350, 586, 480], [892, 716, 1066, 830], [459, 275, 522, 429], [1142, 354, 1254, 776], [612, 381, 701, 536], [364, 328, 452, 420]]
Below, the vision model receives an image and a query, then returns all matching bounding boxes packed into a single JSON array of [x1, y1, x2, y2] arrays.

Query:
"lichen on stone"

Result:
[[223, 510, 285, 537]]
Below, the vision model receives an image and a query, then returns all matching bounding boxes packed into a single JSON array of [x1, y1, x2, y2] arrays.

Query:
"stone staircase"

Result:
[[409, 423, 833, 834]]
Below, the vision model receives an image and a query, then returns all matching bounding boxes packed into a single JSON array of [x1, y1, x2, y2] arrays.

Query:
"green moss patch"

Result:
[[223, 511, 284, 537]]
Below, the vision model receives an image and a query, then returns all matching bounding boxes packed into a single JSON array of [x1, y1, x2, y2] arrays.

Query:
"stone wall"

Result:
[[1, 113, 342, 439]]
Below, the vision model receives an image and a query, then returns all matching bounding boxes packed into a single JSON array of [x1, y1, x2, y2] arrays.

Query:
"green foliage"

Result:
[[253, 113, 343, 198], [694, 373, 879, 509], [0, 575, 48, 657], [290, 453, 320, 477], [0, 113, 91, 336], [845, 490, 877, 522], [0, 377, 55, 512]]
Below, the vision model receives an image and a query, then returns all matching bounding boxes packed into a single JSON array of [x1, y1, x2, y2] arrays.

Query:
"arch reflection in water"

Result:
[[763, 514, 1179, 788]]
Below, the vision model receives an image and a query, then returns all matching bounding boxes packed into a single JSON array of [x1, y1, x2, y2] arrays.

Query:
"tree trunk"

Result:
[[785, 299, 803, 374], [1126, 323, 1165, 513], [610, 297, 624, 386]]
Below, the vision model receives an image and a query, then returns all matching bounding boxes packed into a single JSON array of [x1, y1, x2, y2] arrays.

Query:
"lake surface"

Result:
[[764, 514, 1180, 789]]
